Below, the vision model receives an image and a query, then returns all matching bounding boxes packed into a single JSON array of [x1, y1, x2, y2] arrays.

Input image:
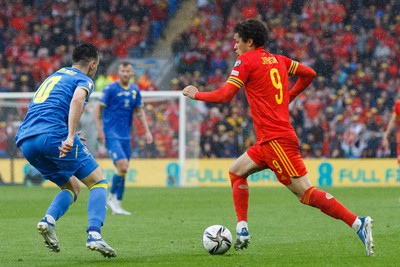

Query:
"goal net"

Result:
[[0, 91, 204, 186]]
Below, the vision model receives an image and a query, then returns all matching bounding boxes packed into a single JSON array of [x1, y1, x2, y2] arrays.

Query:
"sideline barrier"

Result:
[[1, 158, 400, 187]]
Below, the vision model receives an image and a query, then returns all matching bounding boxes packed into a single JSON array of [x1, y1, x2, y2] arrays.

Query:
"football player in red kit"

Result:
[[182, 19, 374, 256], [382, 99, 400, 167]]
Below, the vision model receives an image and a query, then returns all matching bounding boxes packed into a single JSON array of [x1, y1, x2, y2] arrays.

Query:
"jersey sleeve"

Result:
[[274, 55, 298, 76], [98, 85, 111, 106], [194, 56, 247, 103], [195, 83, 239, 103], [227, 55, 250, 89], [282, 55, 316, 102], [76, 78, 95, 99]]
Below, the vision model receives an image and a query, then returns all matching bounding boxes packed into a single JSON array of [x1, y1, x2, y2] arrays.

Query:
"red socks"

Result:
[[229, 172, 357, 227], [229, 172, 249, 222], [301, 187, 357, 227]]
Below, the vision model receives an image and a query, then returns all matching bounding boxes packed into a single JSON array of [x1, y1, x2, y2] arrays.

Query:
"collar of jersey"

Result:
[[118, 81, 130, 90]]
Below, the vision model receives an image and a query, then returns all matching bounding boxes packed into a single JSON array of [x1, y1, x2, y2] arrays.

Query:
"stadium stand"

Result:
[[0, 0, 179, 158], [170, 0, 400, 159], [1, 0, 399, 160]]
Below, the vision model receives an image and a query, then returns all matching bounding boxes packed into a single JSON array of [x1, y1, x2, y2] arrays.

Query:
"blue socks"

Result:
[[110, 174, 119, 195], [116, 176, 126, 201], [87, 179, 108, 231], [110, 173, 126, 201], [44, 180, 109, 235], [46, 189, 75, 221]]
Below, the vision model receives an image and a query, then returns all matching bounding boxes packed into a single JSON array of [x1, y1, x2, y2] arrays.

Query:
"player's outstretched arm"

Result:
[[183, 83, 239, 103], [289, 63, 317, 102]]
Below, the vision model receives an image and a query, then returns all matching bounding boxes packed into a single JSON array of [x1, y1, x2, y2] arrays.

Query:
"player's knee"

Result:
[[228, 167, 248, 178], [117, 165, 128, 175], [71, 181, 82, 196], [62, 177, 81, 195], [116, 161, 129, 174], [228, 166, 238, 175]]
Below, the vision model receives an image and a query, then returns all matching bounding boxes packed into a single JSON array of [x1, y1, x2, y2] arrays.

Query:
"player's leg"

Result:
[[72, 136, 116, 257], [229, 148, 264, 250], [19, 134, 81, 252], [112, 158, 131, 215], [288, 175, 374, 256], [267, 137, 374, 256], [287, 174, 358, 225], [45, 177, 81, 221], [106, 139, 131, 215], [37, 176, 81, 252], [80, 167, 116, 258]]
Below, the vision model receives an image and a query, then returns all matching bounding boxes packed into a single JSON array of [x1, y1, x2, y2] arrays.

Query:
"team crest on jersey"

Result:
[[234, 60, 242, 67]]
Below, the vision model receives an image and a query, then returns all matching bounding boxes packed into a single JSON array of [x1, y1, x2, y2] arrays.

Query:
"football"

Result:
[[202, 225, 232, 255]]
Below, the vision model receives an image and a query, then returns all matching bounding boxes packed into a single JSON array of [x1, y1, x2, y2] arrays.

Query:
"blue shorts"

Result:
[[105, 138, 131, 163], [19, 133, 98, 187]]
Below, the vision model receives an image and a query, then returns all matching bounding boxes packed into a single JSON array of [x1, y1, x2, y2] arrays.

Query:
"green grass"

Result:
[[0, 186, 399, 267]]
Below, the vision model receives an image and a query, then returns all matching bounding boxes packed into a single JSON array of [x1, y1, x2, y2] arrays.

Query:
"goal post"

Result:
[[0, 91, 194, 186]]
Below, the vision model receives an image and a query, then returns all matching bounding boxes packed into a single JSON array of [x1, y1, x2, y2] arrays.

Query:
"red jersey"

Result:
[[227, 47, 298, 144]]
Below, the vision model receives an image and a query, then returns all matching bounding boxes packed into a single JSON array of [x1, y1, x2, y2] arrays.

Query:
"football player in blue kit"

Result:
[[15, 43, 116, 258], [94, 61, 153, 215]]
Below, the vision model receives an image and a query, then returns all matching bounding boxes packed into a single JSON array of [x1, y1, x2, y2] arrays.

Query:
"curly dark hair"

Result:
[[233, 19, 268, 47]]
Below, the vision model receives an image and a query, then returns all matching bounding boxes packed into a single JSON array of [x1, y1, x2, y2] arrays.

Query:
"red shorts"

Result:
[[247, 136, 307, 186]]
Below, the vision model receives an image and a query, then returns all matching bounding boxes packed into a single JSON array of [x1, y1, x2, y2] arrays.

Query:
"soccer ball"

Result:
[[202, 225, 232, 255]]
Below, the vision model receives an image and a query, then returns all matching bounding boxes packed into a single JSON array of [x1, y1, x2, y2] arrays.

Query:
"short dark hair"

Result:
[[72, 43, 99, 64], [119, 60, 133, 68], [234, 19, 268, 47]]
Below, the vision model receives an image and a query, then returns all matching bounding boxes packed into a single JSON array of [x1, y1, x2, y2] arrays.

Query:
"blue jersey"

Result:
[[16, 67, 95, 146], [98, 81, 143, 140]]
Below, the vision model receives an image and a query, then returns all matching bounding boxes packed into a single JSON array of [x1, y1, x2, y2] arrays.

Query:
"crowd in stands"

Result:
[[0, 0, 178, 94], [1, 0, 400, 161], [170, 0, 400, 159], [0, 0, 179, 158]]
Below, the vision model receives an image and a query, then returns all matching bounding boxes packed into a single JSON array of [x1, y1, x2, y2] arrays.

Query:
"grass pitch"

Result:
[[0, 186, 399, 267]]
